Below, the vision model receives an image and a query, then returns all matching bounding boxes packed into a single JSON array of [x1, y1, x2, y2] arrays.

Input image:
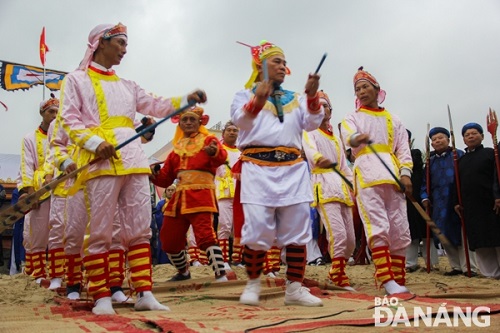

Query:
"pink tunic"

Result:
[[302, 128, 355, 259], [341, 107, 411, 254]]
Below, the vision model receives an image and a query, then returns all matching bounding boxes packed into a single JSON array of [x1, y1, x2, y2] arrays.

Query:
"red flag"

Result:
[[39, 27, 50, 66]]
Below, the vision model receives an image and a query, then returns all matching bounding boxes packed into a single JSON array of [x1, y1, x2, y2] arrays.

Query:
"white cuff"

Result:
[[83, 135, 105, 153], [400, 167, 412, 178], [60, 159, 75, 172]]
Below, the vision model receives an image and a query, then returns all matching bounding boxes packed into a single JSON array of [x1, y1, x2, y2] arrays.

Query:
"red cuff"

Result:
[[307, 93, 321, 114], [243, 97, 264, 116]]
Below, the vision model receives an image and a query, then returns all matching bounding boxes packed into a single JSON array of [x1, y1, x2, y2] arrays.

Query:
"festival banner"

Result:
[[0, 60, 66, 92]]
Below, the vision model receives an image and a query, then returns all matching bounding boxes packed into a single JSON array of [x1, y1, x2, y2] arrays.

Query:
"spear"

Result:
[[487, 108, 500, 181], [448, 105, 472, 277], [0, 97, 200, 233], [424, 123, 431, 273]]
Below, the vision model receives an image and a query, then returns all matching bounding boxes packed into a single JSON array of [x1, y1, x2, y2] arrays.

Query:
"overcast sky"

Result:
[[1, 0, 499, 158]]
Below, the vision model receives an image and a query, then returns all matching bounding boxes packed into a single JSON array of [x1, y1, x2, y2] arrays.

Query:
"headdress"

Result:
[[353, 66, 380, 88], [39, 93, 59, 113], [78, 23, 127, 71], [353, 66, 386, 109], [237, 40, 291, 89], [429, 127, 450, 138], [171, 106, 210, 143], [317, 90, 332, 110], [461, 123, 483, 136]]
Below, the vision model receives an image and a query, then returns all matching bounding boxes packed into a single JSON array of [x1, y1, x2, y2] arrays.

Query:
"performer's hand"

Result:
[[254, 81, 273, 106], [149, 164, 161, 181], [188, 90, 207, 104], [422, 199, 431, 211], [43, 174, 53, 186], [454, 204, 463, 218], [64, 162, 78, 175], [401, 175, 412, 197], [141, 117, 156, 143], [494, 199, 500, 215], [351, 134, 370, 147], [96, 141, 118, 160], [315, 157, 333, 169], [203, 140, 218, 156], [20, 187, 39, 210], [304, 73, 321, 97]]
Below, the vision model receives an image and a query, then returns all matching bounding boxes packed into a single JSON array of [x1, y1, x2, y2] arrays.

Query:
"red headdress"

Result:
[[353, 66, 386, 109], [237, 40, 291, 89]]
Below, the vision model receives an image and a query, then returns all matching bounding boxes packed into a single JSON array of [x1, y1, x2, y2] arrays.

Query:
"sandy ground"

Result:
[[1, 255, 499, 307], [1, 255, 499, 332]]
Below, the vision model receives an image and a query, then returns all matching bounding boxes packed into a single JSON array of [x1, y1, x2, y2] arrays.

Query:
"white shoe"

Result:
[[48, 277, 62, 290], [215, 275, 228, 282], [383, 280, 410, 295], [92, 297, 116, 315], [192, 260, 203, 267], [134, 291, 170, 311], [111, 290, 132, 303], [266, 272, 276, 279], [239, 279, 261, 306], [67, 291, 80, 300], [223, 262, 231, 271], [284, 281, 323, 307], [35, 277, 43, 285], [343, 286, 356, 292]]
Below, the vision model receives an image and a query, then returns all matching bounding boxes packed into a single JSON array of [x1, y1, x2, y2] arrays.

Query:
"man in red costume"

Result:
[[151, 106, 229, 281]]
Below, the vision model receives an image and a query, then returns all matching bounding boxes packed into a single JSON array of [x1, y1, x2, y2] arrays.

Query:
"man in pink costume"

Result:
[[341, 67, 412, 295], [17, 95, 58, 285], [52, 22, 206, 315], [214, 121, 241, 268], [231, 40, 324, 307], [302, 91, 356, 290]]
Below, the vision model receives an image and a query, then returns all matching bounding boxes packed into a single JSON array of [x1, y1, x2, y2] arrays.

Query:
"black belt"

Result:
[[244, 150, 300, 162]]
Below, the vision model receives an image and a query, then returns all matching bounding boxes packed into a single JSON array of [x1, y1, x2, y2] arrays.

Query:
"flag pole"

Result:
[[43, 63, 46, 100], [40, 26, 48, 100]]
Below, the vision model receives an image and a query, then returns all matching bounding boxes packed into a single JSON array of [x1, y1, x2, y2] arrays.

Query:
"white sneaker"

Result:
[[383, 280, 409, 295], [134, 291, 170, 311], [215, 275, 228, 282], [223, 262, 232, 271], [266, 272, 276, 279], [284, 281, 323, 307], [92, 297, 116, 315], [192, 260, 203, 267], [67, 291, 80, 300], [111, 290, 132, 303], [48, 277, 62, 290], [239, 278, 261, 306]]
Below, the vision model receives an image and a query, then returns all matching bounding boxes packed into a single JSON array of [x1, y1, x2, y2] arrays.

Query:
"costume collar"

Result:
[[89, 61, 116, 75]]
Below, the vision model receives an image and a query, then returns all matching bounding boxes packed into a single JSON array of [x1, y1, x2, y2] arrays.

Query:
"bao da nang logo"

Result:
[[372, 296, 490, 327]]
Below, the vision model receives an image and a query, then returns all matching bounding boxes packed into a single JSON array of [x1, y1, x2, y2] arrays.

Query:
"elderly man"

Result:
[[52, 22, 206, 315], [455, 123, 500, 278], [151, 106, 228, 282], [421, 127, 478, 276], [231, 40, 324, 307]]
